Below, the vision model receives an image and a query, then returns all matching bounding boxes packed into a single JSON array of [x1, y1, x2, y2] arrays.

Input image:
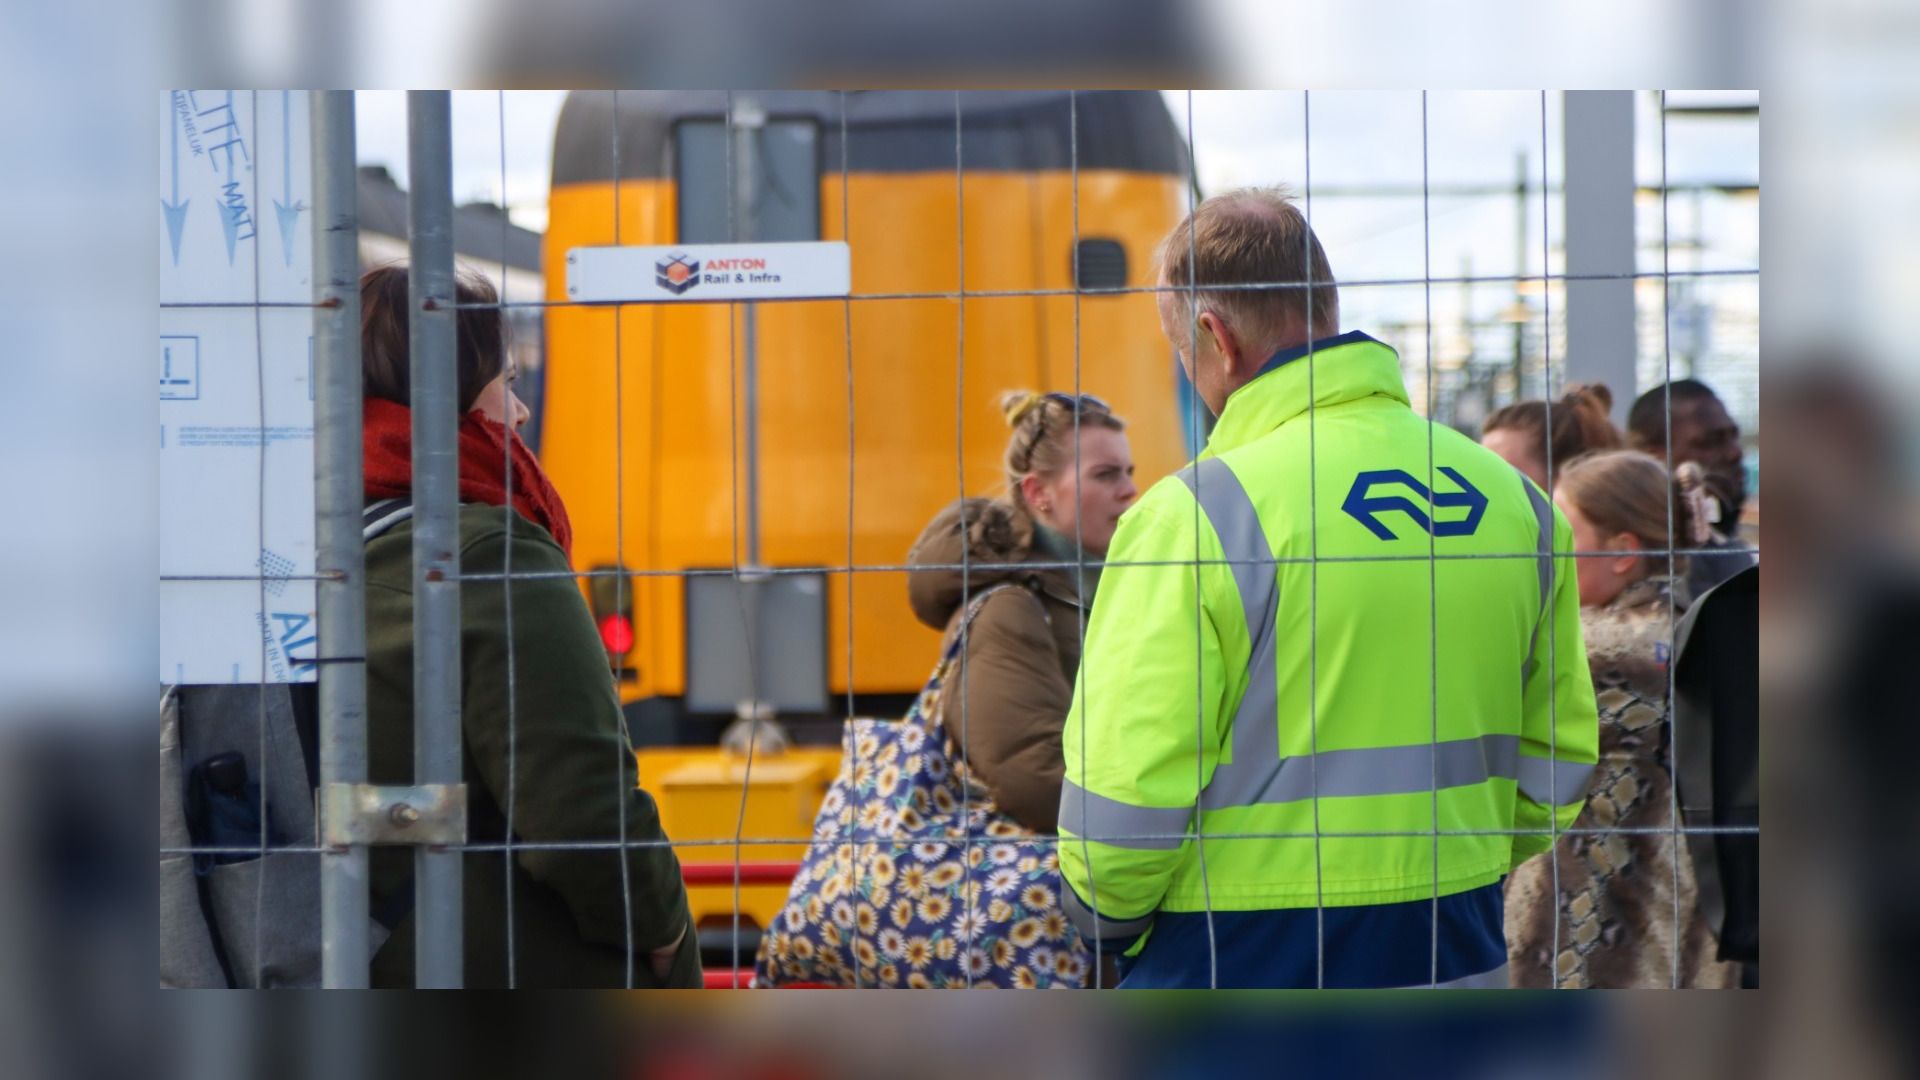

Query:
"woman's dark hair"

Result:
[[1483, 383, 1623, 486], [360, 264, 507, 413]]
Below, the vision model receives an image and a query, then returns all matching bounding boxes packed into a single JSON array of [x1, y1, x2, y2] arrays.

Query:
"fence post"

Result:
[[1563, 90, 1639, 424], [406, 90, 464, 988], [311, 89, 371, 990]]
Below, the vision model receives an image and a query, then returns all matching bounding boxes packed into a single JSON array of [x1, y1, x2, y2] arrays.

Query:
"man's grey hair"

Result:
[[1156, 186, 1339, 352]]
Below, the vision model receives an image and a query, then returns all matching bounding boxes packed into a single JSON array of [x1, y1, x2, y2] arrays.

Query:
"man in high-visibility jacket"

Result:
[[1058, 187, 1600, 988]]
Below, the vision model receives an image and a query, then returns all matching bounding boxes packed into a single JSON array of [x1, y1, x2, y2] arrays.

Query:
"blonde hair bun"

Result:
[[999, 389, 1045, 428]]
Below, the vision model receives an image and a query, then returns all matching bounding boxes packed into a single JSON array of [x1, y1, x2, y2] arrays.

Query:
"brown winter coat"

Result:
[[905, 499, 1091, 833]]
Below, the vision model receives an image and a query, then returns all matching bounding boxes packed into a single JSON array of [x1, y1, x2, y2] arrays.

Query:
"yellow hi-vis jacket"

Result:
[[1058, 332, 1600, 950]]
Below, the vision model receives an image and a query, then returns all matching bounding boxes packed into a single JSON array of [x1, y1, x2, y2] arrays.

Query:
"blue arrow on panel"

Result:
[[213, 92, 244, 265], [162, 91, 190, 266], [272, 90, 305, 267]]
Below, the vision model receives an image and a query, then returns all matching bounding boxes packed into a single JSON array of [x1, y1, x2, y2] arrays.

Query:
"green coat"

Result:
[[365, 504, 699, 987]]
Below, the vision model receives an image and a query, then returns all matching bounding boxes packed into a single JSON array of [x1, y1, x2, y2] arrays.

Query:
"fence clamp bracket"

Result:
[[321, 782, 468, 848]]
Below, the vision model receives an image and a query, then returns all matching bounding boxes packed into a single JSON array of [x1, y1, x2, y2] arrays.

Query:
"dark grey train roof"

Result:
[[551, 91, 1190, 186], [357, 166, 543, 273]]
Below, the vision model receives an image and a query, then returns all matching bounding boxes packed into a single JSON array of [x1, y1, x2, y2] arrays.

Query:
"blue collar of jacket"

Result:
[[1200, 331, 1411, 459]]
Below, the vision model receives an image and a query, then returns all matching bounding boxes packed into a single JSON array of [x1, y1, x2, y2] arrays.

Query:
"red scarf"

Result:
[[363, 397, 573, 556]]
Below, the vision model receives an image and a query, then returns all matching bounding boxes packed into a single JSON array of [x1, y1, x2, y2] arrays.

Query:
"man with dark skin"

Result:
[[1627, 379, 1755, 596]]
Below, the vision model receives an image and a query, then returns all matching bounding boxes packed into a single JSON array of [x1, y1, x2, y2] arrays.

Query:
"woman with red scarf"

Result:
[[357, 266, 697, 988]]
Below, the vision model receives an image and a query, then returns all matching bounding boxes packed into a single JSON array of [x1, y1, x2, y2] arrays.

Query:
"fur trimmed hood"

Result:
[[906, 498, 1072, 631]]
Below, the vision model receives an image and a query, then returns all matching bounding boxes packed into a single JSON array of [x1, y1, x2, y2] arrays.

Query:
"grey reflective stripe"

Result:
[[1059, 779, 1191, 850], [1176, 458, 1274, 646], [1518, 473, 1554, 682], [1209, 616, 1283, 806], [1517, 754, 1595, 807], [1511, 473, 1584, 810], [1177, 459, 1549, 813], [1201, 734, 1522, 810], [1399, 963, 1510, 990], [1176, 458, 1285, 808], [1060, 881, 1155, 943]]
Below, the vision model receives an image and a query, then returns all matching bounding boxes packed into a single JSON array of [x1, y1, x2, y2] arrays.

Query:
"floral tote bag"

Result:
[[755, 584, 1092, 989]]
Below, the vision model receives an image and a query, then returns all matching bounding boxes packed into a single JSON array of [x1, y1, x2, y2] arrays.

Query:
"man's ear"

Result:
[[1196, 309, 1241, 372]]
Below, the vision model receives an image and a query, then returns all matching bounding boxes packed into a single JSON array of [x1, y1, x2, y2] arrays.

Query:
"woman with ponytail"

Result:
[[1482, 383, 1624, 492], [1504, 449, 1738, 988], [902, 390, 1137, 833], [357, 265, 697, 988], [752, 395, 1128, 983], [758, 396, 1138, 988]]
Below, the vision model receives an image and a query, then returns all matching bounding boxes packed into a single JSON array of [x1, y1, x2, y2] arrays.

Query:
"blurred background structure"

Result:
[[12, 0, 1920, 1067], [150, 89, 1763, 989]]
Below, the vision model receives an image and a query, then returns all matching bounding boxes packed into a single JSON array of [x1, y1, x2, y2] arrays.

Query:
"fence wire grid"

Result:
[[159, 89, 1760, 991]]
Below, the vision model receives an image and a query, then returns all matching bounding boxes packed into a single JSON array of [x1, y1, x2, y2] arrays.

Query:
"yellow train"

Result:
[[542, 90, 1193, 730], [540, 92, 1193, 954]]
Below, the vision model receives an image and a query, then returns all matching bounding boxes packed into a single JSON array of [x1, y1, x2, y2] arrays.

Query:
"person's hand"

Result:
[[649, 924, 687, 982]]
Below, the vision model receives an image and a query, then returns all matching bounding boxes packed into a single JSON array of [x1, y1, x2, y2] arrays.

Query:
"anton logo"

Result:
[[1341, 467, 1489, 540], [655, 253, 701, 295]]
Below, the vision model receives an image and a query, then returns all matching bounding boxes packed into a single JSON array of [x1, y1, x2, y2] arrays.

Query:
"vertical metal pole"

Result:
[[311, 90, 370, 990], [1512, 150, 1527, 393], [406, 90, 463, 988], [733, 97, 763, 568], [1563, 91, 1638, 421]]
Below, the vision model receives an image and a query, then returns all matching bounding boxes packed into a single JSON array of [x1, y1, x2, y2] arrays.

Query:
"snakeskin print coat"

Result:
[[1505, 576, 1740, 988]]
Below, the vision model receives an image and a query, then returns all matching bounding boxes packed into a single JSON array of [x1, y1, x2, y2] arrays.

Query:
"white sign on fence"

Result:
[[159, 90, 317, 685], [565, 241, 852, 303]]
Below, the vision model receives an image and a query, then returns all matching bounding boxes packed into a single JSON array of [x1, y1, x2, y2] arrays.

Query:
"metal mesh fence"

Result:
[[158, 90, 1758, 990]]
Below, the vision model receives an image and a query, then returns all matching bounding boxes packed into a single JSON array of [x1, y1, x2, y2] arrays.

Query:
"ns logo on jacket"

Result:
[[1340, 467, 1489, 541]]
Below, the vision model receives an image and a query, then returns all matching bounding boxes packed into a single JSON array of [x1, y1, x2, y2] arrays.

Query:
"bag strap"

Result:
[[923, 581, 1048, 732], [943, 582, 1045, 664]]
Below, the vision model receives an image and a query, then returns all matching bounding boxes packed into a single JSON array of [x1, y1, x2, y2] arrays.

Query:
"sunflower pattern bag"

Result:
[[756, 584, 1092, 989]]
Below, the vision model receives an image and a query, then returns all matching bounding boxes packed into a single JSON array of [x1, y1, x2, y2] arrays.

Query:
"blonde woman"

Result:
[[1505, 449, 1740, 988], [903, 391, 1137, 833]]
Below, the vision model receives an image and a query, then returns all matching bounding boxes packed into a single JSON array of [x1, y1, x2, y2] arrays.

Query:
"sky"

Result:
[[353, 90, 1757, 238], [351, 90, 1759, 424]]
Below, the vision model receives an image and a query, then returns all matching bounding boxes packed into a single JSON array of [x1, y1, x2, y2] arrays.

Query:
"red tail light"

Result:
[[586, 565, 635, 668], [597, 612, 634, 656]]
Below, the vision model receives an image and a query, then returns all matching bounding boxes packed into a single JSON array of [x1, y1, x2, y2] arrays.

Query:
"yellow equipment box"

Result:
[[635, 747, 842, 933]]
